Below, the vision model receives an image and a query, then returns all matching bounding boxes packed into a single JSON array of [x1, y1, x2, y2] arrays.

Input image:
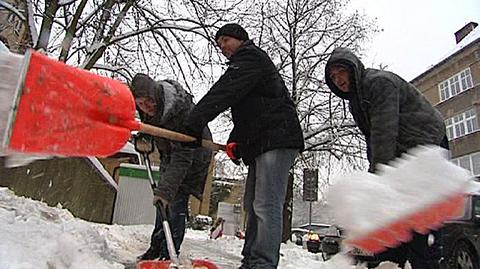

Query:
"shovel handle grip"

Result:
[[139, 123, 225, 152]]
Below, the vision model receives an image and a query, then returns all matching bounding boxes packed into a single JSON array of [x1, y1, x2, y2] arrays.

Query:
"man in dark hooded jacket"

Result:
[[183, 24, 304, 269], [130, 73, 213, 261], [325, 47, 447, 268]]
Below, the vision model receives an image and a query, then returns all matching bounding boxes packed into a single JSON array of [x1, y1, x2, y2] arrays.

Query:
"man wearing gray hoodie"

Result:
[[325, 47, 447, 269], [130, 73, 212, 261]]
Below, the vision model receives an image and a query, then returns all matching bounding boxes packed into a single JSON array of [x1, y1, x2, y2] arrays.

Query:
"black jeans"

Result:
[[150, 195, 189, 259]]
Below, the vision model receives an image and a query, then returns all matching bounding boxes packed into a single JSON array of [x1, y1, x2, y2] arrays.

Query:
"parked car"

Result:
[[191, 215, 213, 230], [319, 226, 345, 260], [291, 227, 309, 246], [321, 192, 480, 269], [294, 223, 333, 253], [298, 223, 331, 232], [291, 223, 332, 250], [306, 231, 322, 253]]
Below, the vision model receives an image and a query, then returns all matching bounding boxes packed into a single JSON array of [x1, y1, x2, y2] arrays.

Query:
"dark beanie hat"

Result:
[[130, 73, 155, 99], [215, 23, 249, 42]]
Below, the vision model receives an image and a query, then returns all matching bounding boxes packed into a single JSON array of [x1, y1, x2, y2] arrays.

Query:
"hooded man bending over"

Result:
[[130, 74, 212, 261], [325, 47, 448, 269]]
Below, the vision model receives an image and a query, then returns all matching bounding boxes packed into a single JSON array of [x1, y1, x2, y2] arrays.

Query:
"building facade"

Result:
[[412, 22, 480, 178]]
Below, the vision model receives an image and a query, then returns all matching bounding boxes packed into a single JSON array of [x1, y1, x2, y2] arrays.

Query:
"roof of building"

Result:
[[412, 25, 480, 82], [87, 157, 118, 190], [119, 141, 137, 155]]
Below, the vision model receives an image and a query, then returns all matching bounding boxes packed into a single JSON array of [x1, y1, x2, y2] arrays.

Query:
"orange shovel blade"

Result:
[[8, 50, 139, 157], [137, 259, 219, 269], [346, 193, 467, 253]]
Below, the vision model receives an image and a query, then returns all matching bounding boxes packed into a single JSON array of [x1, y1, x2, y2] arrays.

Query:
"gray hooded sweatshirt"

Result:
[[325, 48, 446, 171], [131, 74, 212, 202]]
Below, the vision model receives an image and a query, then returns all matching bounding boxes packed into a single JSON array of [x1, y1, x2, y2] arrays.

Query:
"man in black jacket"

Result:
[[130, 73, 213, 261], [325, 47, 447, 269], [183, 24, 304, 269]]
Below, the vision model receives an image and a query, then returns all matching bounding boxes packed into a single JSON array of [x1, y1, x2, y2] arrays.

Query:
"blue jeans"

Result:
[[241, 149, 298, 269], [150, 195, 188, 259]]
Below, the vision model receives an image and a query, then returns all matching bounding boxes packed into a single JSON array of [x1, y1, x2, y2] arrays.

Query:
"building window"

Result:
[[452, 152, 480, 177], [460, 69, 474, 90], [439, 81, 450, 101], [445, 108, 478, 140], [439, 67, 474, 102]]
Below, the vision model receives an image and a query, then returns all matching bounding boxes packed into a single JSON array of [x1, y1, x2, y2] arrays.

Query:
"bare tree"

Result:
[[4, 0, 376, 162], [3, 0, 379, 239], [253, 0, 377, 164], [8, 0, 250, 93]]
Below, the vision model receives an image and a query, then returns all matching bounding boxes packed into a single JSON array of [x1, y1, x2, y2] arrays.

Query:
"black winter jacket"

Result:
[[135, 77, 212, 202], [325, 48, 446, 171], [184, 40, 304, 164]]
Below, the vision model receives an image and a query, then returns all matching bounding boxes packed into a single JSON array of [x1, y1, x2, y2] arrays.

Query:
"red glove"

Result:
[[226, 142, 241, 165]]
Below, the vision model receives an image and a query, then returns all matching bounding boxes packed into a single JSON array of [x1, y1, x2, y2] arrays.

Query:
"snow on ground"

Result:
[[0, 187, 400, 269]]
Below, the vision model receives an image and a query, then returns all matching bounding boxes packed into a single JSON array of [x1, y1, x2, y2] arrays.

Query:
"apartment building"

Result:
[[412, 22, 480, 178]]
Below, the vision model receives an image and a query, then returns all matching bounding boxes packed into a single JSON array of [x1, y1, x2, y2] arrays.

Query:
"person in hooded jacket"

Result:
[[183, 24, 304, 269], [324, 47, 448, 269], [130, 73, 213, 261]]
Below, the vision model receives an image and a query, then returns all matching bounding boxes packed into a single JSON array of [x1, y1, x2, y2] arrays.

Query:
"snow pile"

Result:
[[0, 191, 108, 268], [327, 145, 477, 240], [0, 184, 402, 269], [0, 187, 150, 269]]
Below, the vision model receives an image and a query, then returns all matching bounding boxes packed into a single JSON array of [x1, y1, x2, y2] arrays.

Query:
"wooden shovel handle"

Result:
[[139, 123, 225, 152]]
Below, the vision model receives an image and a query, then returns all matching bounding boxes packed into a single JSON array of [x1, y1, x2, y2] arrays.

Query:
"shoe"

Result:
[[137, 247, 160, 261]]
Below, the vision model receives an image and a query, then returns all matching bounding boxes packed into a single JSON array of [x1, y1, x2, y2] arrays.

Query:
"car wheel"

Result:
[[450, 241, 478, 269]]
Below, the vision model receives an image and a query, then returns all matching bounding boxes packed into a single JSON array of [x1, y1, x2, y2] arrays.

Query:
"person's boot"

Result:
[[136, 247, 160, 261]]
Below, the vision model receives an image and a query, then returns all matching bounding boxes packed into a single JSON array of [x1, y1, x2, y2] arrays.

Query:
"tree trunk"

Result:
[[35, 0, 59, 50], [59, 0, 88, 62]]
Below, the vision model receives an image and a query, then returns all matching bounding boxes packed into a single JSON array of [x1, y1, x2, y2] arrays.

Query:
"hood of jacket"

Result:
[[131, 75, 193, 130], [324, 47, 366, 100], [157, 79, 194, 128]]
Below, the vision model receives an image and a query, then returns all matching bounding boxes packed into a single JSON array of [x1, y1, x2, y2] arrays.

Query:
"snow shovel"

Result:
[[0, 50, 224, 158], [327, 146, 477, 254], [133, 135, 218, 269]]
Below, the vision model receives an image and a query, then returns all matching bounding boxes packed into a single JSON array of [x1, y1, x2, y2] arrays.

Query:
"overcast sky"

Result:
[[349, 0, 480, 81]]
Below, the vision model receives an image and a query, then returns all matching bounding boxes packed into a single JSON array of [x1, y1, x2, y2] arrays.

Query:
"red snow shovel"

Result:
[[327, 146, 475, 254], [137, 260, 219, 269], [133, 135, 219, 269], [0, 50, 224, 157]]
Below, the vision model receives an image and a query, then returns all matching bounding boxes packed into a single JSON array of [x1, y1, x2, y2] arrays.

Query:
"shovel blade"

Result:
[[346, 193, 467, 253], [7, 50, 137, 157], [137, 259, 219, 269]]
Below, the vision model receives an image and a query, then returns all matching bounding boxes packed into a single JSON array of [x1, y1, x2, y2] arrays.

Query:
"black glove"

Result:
[[226, 142, 242, 165]]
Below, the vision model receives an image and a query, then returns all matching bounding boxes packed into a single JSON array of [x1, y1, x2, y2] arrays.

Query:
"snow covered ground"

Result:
[[0, 187, 405, 269]]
